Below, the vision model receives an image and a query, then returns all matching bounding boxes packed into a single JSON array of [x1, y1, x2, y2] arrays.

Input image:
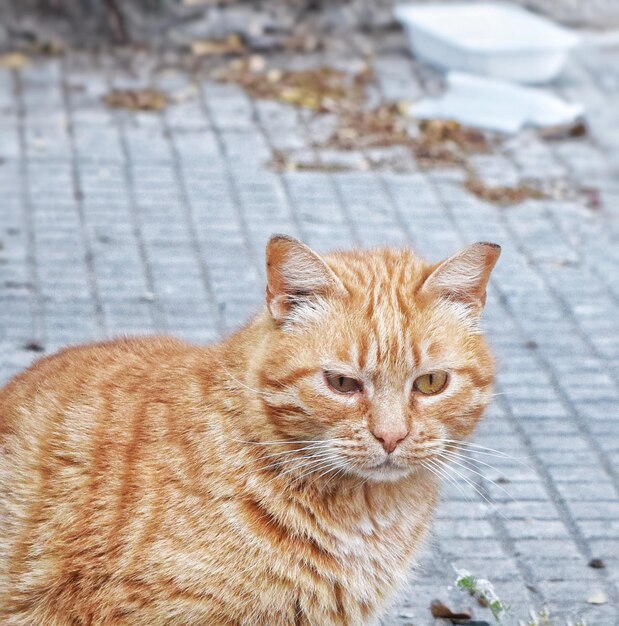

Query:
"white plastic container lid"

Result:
[[394, 2, 579, 53]]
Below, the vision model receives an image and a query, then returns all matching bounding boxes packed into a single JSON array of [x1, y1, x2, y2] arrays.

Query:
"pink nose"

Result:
[[371, 428, 408, 454]]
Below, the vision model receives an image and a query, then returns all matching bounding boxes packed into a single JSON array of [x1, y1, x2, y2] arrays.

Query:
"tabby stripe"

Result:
[[107, 398, 147, 559], [452, 366, 492, 388], [4, 387, 68, 603], [259, 367, 315, 390], [239, 497, 341, 575]]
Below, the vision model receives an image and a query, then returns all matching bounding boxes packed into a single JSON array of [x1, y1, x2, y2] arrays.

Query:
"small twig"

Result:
[[102, 0, 128, 43]]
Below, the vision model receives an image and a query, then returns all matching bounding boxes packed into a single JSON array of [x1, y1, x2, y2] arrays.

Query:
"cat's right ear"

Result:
[[265, 235, 347, 325]]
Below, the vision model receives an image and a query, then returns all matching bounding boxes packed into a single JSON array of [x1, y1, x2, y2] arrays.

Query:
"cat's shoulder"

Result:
[[0, 336, 210, 401], [16, 335, 196, 374], [0, 336, 213, 437]]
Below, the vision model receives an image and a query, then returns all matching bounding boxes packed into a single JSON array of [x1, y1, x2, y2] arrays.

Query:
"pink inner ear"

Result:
[[421, 243, 500, 307], [265, 236, 347, 323]]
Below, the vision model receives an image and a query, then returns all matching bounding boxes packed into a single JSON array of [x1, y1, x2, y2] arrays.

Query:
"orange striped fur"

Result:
[[0, 235, 500, 625]]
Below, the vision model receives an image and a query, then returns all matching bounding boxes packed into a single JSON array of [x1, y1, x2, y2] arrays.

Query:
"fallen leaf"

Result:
[[32, 39, 66, 56], [540, 119, 588, 140], [268, 150, 358, 173], [588, 558, 605, 569], [103, 88, 168, 111], [464, 176, 547, 206], [430, 599, 472, 622], [0, 52, 30, 70], [190, 34, 245, 57], [215, 61, 371, 113], [587, 592, 608, 605], [580, 186, 602, 210], [171, 85, 198, 104]]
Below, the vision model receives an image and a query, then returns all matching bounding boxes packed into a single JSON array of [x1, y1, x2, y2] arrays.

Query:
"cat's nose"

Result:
[[371, 427, 408, 454]]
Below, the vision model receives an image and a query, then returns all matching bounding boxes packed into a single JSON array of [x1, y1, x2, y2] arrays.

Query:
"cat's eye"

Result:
[[325, 372, 363, 394], [413, 371, 448, 395]]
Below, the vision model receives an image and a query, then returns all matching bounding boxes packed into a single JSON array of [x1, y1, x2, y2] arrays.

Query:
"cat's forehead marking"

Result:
[[325, 249, 431, 379]]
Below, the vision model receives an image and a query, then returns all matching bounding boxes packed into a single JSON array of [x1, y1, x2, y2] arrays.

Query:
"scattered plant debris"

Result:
[[326, 106, 491, 168], [415, 120, 490, 168], [431, 599, 472, 623], [588, 558, 605, 569], [215, 58, 371, 112], [329, 103, 411, 150], [455, 569, 507, 622], [269, 149, 363, 173], [539, 120, 588, 141], [464, 176, 547, 206], [31, 39, 66, 57], [103, 88, 168, 111], [579, 186, 601, 210], [0, 52, 30, 70], [190, 34, 246, 57], [525, 607, 553, 626], [212, 55, 598, 214]]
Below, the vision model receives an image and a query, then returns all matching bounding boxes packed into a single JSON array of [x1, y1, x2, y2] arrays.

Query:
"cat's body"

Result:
[[0, 238, 500, 625]]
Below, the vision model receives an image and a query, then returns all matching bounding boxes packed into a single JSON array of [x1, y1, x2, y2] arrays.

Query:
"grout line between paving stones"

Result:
[[158, 98, 225, 337], [247, 102, 305, 240], [198, 84, 264, 283], [59, 57, 107, 340], [103, 59, 167, 333], [12, 69, 45, 347]]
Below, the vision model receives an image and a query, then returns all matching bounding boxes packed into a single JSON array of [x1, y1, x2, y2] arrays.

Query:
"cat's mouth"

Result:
[[355, 456, 414, 481], [372, 457, 401, 470]]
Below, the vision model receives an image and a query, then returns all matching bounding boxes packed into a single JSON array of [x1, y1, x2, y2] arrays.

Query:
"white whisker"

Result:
[[436, 451, 515, 502], [441, 439, 533, 468], [431, 458, 508, 521]]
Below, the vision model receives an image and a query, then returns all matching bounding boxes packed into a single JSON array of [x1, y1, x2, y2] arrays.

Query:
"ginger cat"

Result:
[[0, 235, 500, 625]]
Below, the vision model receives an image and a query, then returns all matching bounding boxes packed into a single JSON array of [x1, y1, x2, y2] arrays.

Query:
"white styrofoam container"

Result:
[[394, 2, 579, 84]]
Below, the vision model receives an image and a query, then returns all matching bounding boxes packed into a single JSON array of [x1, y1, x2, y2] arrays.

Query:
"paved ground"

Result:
[[1, 23, 618, 626]]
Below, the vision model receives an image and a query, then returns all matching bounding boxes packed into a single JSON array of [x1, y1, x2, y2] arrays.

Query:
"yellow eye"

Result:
[[413, 371, 448, 395], [325, 372, 363, 394]]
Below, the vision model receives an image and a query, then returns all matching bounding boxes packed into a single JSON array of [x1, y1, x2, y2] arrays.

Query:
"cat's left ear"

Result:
[[421, 242, 501, 316], [266, 234, 347, 325]]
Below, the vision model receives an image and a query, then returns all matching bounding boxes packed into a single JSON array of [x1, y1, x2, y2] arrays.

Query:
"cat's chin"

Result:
[[351, 462, 417, 483]]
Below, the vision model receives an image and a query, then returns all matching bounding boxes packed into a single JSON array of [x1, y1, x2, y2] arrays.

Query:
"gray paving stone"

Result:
[[1, 28, 618, 625]]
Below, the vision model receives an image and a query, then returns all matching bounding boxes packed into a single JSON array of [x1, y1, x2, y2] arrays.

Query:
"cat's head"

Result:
[[258, 235, 500, 483]]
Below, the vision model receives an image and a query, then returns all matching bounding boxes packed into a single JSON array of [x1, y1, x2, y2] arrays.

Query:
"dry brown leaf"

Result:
[[326, 107, 490, 169], [464, 176, 546, 206], [0, 52, 30, 70], [269, 150, 359, 173], [430, 599, 472, 622], [216, 60, 372, 113], [103, 88, 168, 111], [190, 34, 245, 57], [32, 39, 66, 56]]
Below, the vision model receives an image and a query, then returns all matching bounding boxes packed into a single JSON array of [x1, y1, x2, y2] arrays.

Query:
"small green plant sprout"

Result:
[[454, 568, 507, 622], [523, 607, 553, 626]]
